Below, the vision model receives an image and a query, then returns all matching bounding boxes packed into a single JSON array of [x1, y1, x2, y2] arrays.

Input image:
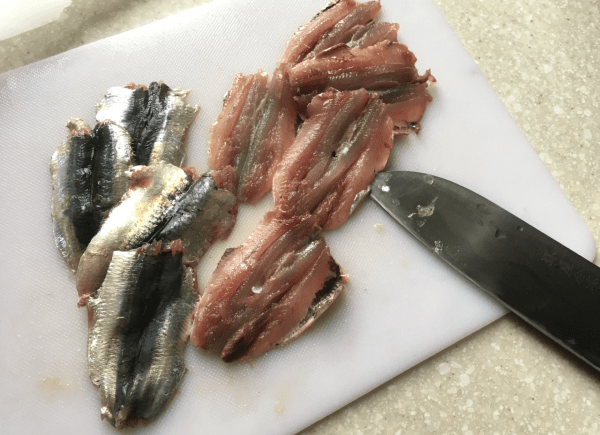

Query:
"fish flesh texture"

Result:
[[237, 67, 296, 203], [346, 21, 399, 48], [191, 0, 433, 363], [208, 71, 268, 191], [303, 1, 381, 60], [208, 67, 296, 204], [76, 163, 238, 305], [96, 82, 199, 166], [278, 0, 361, 66], [91, 122, 135, 223], [372, 79, 434, 134], [295, 71, 433, 130], [87, 243, 197, 428], [220, 235, 346, 362], [288, 41, 422, 95], [76, 163, 192, 305], [51, 118, 132, 272], [311, 104, 393, 230], [191, 211, 347, 362], [272, 88, 394, 230]]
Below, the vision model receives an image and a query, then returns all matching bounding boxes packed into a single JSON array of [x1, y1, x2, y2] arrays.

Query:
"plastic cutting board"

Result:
[[0, 0, 595, 434]]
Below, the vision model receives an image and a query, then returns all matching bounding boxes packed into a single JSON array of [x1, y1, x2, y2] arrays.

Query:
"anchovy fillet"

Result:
[[76, 163, 191, 305], [191, 211, 347, 362], [237, 66, 296, 203], [148, 172, 239, 267], [50, 119, 94, 272], [91, 122, 134, 226], [304, 1, 381, 59], [96, 82, 199, 166], [347, 21, 399, 48], [51, 119, 133, 272], [87, 247, 196, 428], [278, 0, 359, 66], [208, 68, 296, 204]]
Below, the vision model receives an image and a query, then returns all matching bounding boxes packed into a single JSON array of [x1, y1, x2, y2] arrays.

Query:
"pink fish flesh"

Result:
[[191, 211, 347, 361], [208, 67, 296, 204], [272, 88, 394, 230], [278, 0, 360, 66], [288, 41, 421, 95]]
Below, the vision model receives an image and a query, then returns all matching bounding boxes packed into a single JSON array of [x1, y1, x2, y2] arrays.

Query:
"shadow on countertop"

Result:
[[0, 0, 213, 74]]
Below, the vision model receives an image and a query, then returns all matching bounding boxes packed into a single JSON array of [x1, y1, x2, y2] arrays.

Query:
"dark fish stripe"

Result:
[[147, 174, 218, 243], [96, 82, 198, 167], [136, 82, 170, 165], [98, 86, 149, 152], [91, 123, 118, 215], [67, 132, 96, 246], [127, 256, 195, 422], [88, 248, 195, 427]]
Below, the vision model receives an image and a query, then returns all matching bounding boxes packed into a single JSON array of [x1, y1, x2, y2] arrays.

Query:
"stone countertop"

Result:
[[2, 0, 598, 433]]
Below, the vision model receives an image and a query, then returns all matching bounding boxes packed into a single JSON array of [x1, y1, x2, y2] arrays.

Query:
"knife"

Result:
[[370, 170, 600, 372]]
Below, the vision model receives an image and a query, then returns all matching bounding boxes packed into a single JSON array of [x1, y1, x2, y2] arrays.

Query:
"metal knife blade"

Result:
[[370, 170, 600, 371]]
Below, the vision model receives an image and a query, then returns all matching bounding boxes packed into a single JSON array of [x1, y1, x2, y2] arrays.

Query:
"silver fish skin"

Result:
[[147, 86, 200, 167], [149, 172, 239, 267], [91, 122, 133, 220], [51, 119, 134, 272], [87, 247, 196, 428], [50, 118, 94, 272], [96, 82, 199, 166], [76, 163, 191, 306], [95, 84, 147, 150]]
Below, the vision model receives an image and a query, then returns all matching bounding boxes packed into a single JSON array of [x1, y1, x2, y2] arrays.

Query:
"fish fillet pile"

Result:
[[50, 0, 433, 428], [191, 0, 433, 362], [51, 83, 238, 427]]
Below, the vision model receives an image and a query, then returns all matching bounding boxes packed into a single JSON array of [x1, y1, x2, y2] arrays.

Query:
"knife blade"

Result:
[[370, 170, 600, 371]]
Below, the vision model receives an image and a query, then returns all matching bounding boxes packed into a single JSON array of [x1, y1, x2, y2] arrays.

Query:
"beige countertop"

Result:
[[2, 0, 598, 433]]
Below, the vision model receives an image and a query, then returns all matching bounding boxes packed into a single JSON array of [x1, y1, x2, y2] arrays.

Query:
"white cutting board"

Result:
[[0, 0, 595, 434]]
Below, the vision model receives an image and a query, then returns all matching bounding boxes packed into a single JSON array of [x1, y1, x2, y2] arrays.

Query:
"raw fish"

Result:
[[273, 88, 394, 229], [147, 170, 239, 267], [208, 68, 296, 203], [208, 71, 268, 177], [76, 163, 191, 305], [237, 66, 296, 203], [191, 211, 346, 361], [374, 79, 433, 134], [304, 1, 381, 59], [347, 21, 399, 48], [87, 243, 196, 428], [51, 119, 132, 272], [288, 41, 421, 95], [278, 0, 360, 66], [96, 82, 199, 166]]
